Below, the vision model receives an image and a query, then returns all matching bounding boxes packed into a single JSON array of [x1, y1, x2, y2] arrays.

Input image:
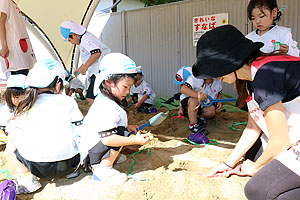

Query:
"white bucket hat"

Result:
[[94, 53, 141, 95], [60, 21, 87, 41], [26, 58, 67, 88], [6, 74, 27, 89]]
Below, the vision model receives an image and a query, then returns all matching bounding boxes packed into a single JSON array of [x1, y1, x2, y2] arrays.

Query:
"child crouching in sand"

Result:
[[0, 74, 26, 140], [5, 58, 83, 194], [80, 53, 151, 184]]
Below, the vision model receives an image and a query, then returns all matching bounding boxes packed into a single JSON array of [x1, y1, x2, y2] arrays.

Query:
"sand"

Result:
[[0, 100, 250, 200]]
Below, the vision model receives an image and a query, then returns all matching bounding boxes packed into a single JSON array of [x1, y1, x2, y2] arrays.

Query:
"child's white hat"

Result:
[[94, 53, 141, 95], [60, 21, 87, 41], [6, 74, 27, 89], [26, 58, 67, 88], [174, 66, 192, 85]]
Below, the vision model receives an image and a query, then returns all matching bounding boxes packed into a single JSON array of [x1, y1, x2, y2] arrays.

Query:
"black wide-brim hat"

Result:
[[192, 25, 263, 79]]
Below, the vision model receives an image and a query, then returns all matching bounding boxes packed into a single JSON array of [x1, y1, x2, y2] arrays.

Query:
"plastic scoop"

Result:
[[171, 113, 184, 119], [129, 110, 169, 135], [201, 95, 236, 107], [199, 164, 247, 178]]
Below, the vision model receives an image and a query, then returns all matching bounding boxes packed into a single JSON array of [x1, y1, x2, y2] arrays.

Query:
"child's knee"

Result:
[[188, 97, 199, 108]]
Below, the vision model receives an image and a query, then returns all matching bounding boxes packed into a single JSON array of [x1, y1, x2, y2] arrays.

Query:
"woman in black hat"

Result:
[[193, 25, 300, 199]]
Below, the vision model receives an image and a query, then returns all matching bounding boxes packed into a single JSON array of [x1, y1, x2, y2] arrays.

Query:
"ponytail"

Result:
[[15, 87, 39, 117], [15, 76, 63, 117]]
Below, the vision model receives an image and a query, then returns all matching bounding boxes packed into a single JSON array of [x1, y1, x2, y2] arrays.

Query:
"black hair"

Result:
[[99, 73, 138, 108], [3, 87, 25, 112], [15, 76, 63, 117], [247, 0, 281, 22]]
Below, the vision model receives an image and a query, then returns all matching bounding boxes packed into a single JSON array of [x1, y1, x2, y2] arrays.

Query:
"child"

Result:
[[60, 21, 111, 104], [127, 68, 156, 114], [0, 0, 36, 77], [5, 58, 83, 194], [0, 74, 26, 140], [193, 25, 300, 199], [65, 70, 86, 100], [246, 0, 299, 57], [179, 67, 222, 135], [80, 53, 151, 184]]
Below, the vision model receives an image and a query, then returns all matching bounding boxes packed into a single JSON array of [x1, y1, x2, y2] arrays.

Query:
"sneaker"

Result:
[[115, 153, 127, 164], [14, 173, 42, 194], [136, 106, 144, 113], [92, 165, 128, 184], [189, 117, 207, 134], [144, 107, 157, 114], [66, 168, 80, 179]]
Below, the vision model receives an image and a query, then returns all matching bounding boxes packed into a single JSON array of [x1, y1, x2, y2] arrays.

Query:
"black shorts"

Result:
[[11, 69, 29, 76], [82, 126, 129, 171], [181, 97, 203, 118], [83, 140, 120, 168], [14, 149, 80, 179], [86, 74, 96, 99]]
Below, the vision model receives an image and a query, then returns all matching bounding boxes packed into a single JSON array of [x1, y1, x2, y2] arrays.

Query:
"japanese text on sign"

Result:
[[193, 13, 228, 46]]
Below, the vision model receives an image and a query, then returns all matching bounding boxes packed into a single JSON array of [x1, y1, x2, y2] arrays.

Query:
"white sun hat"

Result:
[[26, 58, 67, 88], [6, 74, 27, 89], [93, 53, 141, 95], [60, 21, 87, 41]]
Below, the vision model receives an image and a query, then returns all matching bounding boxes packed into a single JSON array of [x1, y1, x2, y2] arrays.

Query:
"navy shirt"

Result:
[[251, 55, 300, 111]]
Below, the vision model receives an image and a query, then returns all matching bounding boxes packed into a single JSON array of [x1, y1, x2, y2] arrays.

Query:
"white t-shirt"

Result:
[[180, 76, 222, 101], [0, 104, 13, 131], [0, 0, 36, 72], [130, 80, 156, 105], [6, 94, 83, 162], [246, 25, 299, 57], [80, 32, 111, 78], [79, 93, 128, 162]]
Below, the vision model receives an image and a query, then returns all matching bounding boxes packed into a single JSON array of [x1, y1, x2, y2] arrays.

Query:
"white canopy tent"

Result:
[[17, 0, 100, 70]]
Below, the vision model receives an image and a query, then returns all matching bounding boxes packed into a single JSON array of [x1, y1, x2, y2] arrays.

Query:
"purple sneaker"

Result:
[[188, 132, 209, 144]]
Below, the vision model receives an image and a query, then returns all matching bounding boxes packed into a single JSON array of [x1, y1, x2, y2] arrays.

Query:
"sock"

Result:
[[189, 123, 196, 127]]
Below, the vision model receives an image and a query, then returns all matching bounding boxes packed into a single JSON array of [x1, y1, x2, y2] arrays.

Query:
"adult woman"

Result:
[[192, 25, 300, 199]]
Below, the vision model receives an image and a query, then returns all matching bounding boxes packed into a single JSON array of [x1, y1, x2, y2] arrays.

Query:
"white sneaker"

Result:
[[115, 153, 127, 164], [92, 165, 128, 184], [14, 173, 42, 194]]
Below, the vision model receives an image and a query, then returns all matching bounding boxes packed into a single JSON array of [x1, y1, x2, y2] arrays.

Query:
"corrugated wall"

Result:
[[98, 0, 300, 98], [100, 12, 125, 53]]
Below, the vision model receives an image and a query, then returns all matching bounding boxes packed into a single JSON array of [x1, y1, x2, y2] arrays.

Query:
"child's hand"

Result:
[[127, 124, 139, 134], [216, 102, 222, 113], [74, 69, 80, 76], [279, 44, 289, 54], [0, 46, 9, 58], [74, 64, 88, 76], [133, 103, 141, 108], [178, 107, 183, 116], [197, 88, 207, 102], [134, 132, 152, 145]]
